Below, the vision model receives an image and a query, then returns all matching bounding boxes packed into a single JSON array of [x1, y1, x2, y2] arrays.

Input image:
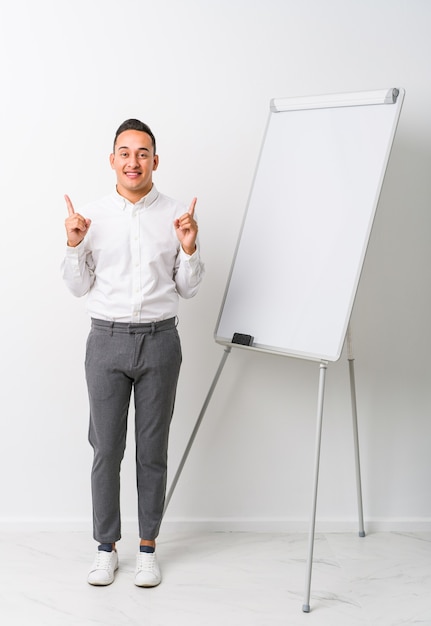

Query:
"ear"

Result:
[[153, 154, 159, 172], [109, 153, 115, 169]]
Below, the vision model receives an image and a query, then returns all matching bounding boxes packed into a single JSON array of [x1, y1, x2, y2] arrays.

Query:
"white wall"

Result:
[[0, 0, 430, 533]]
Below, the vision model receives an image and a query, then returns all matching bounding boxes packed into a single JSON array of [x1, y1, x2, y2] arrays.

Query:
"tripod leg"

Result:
[[303, 361, 328, 613], [163, 346, 232, 515], [346, 326, 365, 537]]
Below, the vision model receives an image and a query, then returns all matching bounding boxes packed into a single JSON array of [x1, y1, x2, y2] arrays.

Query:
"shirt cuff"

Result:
[[65, 239, 86, 257], [179, 245, 200, 264]]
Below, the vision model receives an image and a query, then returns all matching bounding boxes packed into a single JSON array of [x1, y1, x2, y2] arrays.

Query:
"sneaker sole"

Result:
[[134, 578, 161, 588]]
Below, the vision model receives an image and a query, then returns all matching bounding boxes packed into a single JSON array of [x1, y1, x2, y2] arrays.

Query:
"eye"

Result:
[[119, 151, 128, 158], [138, 152, 148, 159]]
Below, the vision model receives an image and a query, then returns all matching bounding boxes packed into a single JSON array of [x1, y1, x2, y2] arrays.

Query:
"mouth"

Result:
[[125, 171, 141, 179]]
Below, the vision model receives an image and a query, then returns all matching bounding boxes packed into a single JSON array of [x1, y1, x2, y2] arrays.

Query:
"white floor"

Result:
[[1, 530, 431, 625]]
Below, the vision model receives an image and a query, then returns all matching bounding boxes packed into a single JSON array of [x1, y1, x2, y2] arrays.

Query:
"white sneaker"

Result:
[[87, 549, 119, 586], [135, 551, 161, 587]]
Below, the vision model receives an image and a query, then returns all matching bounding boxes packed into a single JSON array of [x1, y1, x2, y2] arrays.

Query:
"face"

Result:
[[110, 129, 159, 202]]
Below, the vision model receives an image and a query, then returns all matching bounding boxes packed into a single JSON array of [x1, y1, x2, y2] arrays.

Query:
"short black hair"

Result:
[[113, 119, 156, 154]]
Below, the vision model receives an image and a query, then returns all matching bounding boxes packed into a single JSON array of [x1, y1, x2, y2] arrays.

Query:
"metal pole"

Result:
[[302, 360, 328, 613], [163, 345, 232, 515], [346, 327, 365, 537]]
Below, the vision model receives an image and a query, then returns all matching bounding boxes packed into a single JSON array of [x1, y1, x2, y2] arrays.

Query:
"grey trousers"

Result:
[[85, 317, 182, 544]]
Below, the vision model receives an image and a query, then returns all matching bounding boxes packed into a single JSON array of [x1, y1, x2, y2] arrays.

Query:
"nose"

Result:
[[128, 154, 140, 168]]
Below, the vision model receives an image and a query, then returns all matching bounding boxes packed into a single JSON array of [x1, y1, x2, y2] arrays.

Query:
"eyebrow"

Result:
[[117, 145, 150, 152]]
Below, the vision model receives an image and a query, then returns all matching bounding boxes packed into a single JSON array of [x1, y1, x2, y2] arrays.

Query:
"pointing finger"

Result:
[[188, 197, 197, 218], [65, 194, 75, 217]]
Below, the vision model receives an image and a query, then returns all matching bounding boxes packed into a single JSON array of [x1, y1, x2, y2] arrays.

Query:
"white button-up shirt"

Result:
[[62, 186, 205, 322]]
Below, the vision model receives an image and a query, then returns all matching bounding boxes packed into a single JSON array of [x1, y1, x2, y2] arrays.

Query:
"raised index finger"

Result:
[[188, 197, 197, 218], [64, 194, 75, 217]]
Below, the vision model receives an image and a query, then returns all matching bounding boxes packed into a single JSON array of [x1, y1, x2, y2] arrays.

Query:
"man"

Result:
[[62, 119, 204, 587]]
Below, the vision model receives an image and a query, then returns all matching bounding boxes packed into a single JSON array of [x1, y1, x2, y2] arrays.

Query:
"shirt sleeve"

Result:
[[174, 243, 205, 299], [61, 240, 96, 297]]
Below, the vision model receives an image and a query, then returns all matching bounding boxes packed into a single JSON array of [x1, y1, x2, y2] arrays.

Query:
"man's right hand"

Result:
[[64, 194, 91, 247]]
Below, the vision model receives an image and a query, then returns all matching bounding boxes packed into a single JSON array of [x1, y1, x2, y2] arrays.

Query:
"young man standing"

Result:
[[62, 119, 204, 587]]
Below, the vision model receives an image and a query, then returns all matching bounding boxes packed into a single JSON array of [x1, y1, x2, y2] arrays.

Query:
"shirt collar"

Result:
[[113, 185, 159, 211]]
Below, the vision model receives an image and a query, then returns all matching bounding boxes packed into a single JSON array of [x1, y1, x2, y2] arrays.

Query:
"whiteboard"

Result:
[[215, 88, 405, 362]]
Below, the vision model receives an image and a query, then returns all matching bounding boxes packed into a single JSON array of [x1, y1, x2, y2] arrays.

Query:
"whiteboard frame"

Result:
[[214, 88, 405, 361]]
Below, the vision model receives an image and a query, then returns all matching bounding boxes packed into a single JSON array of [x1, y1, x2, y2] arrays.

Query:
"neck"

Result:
[[116, 183, 153, 204]]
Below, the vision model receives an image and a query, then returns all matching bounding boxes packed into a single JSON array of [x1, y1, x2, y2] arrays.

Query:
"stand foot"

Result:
[[359, 531, 366, 537], [302, 604, 310, 613]]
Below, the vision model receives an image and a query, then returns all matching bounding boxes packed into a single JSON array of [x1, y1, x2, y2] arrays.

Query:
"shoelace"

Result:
[[136, 552, 156, 572], [94, 550, 115, 571]]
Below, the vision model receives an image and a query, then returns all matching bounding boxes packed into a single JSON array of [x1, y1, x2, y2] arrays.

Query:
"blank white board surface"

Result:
[[215, 88, 405, 361]]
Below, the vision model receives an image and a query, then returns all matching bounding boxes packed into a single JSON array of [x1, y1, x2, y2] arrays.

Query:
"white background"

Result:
[[0, 0, 429, 534]]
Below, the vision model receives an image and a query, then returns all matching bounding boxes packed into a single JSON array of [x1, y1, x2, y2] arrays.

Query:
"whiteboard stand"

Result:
[[163, 326, 365, 613]]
